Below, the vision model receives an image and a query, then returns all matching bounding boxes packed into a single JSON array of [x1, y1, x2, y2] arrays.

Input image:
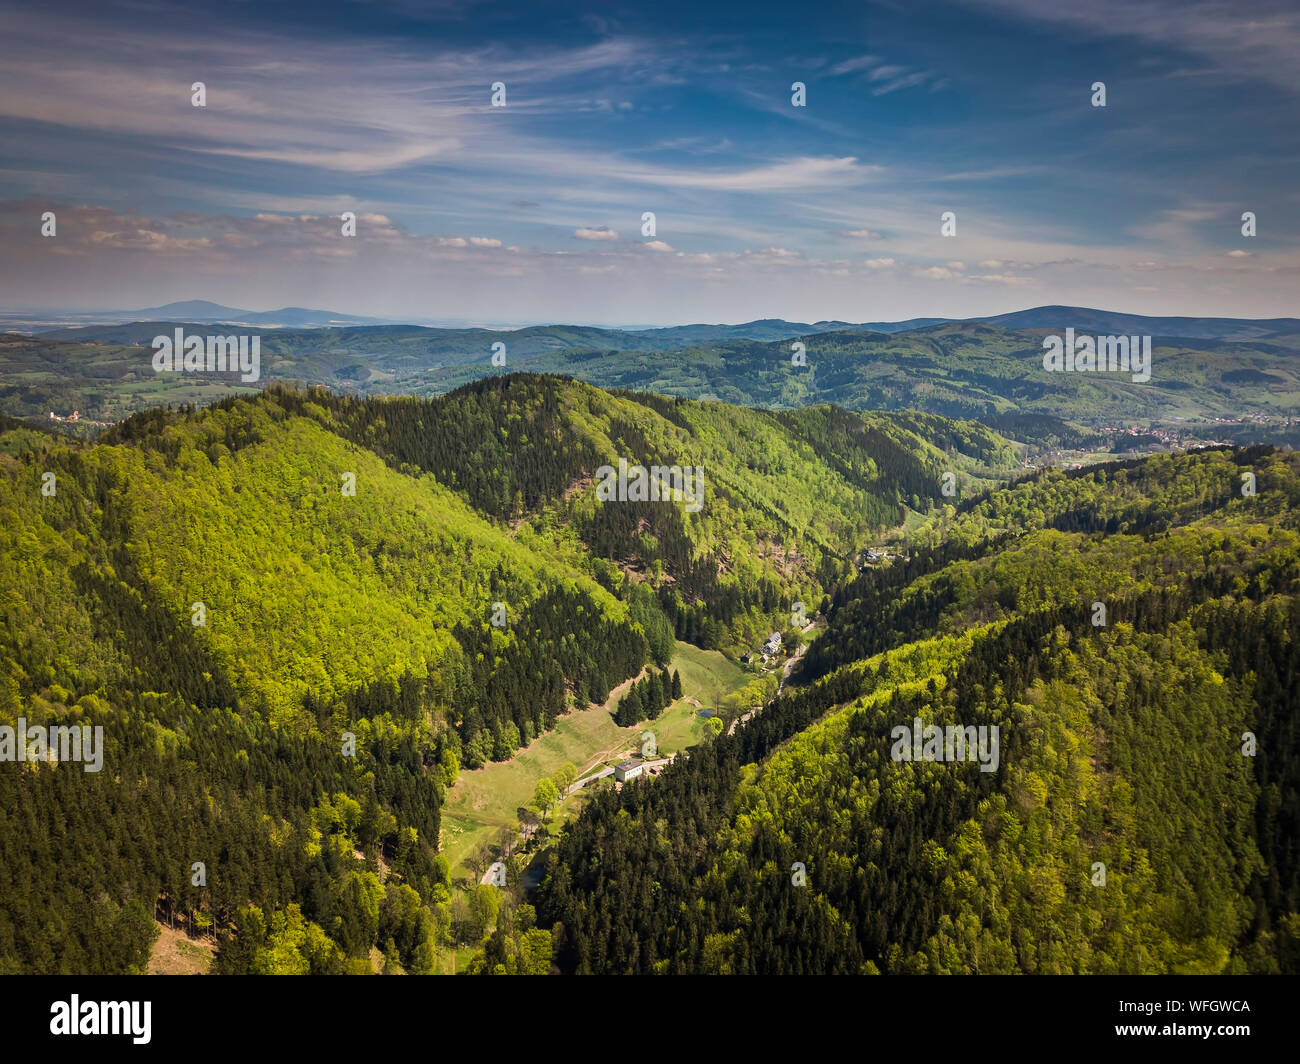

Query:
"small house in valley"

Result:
[[614, 759, 644, 783]]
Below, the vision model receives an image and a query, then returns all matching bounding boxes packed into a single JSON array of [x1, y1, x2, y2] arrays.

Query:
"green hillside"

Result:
[[7, 375, 1297, 976], [272, 376, 1019, 649], [534, 445, 1300, 974], [0, 377, 1015, 973]]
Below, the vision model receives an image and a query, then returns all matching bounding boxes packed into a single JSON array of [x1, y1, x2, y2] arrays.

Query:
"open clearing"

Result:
[[147, 922, 214, 975], [439, 640, 749, 880]]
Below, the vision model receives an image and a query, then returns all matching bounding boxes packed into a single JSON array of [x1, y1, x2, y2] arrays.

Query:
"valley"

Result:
[[2, 369, 1297, 976]]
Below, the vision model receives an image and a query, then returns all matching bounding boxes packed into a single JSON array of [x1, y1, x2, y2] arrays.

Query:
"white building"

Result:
[[614, 759, 644, 783]]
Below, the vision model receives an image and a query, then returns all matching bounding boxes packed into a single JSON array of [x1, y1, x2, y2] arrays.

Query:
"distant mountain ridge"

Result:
[[67, 300, 389, 329], [624, 316, 952, 343], [982, 305, 1300, 342], [7, 305, 1300, 440], [29, 302, 1300, 346]]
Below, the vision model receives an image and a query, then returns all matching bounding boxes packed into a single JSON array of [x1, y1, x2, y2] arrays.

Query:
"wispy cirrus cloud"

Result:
[[824, 52, 944, 95], [960, 0, 1300, 93], [0, 0, 1295, 322], [830, 54, 879, 76]]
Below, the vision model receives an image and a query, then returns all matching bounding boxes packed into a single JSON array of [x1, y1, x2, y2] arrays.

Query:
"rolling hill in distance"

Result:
[[4, 305, 1300, 451], [21, 300, 1300, 344], [1, 300, 393, 331], [15, 300, 1299, 341]]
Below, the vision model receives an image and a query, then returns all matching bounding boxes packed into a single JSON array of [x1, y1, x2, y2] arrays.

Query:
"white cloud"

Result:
[[6, 198, 1299, 325], [469, 236, 502, 248], [830, 54, 878, 75], [575, 227, 619, 241], [961, 0, 1300, 93], [972, 273, 1035, 286], [871, 72, 932, 96], [595, 156, 877, 192], [191, 140, 458, 174], [89, 229, 212, 251]]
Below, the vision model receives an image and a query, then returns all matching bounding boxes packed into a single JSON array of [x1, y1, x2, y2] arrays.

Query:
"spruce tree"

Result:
[[646, 672, 664, 718], [622, 684, 643, 725]]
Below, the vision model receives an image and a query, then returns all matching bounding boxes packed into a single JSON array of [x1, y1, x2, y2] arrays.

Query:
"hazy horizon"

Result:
[[5, 297, 1300, 335]]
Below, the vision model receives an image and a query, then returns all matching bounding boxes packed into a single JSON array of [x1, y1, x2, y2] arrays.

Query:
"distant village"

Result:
[[48, 409, 116, 428], [1018, 415, 1299, 473]]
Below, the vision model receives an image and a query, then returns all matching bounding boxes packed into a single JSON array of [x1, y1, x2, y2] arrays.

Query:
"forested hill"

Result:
[[534, 444, 1300, 974], [0, 376, 1015, 973], [239, 377, 1018, 646]]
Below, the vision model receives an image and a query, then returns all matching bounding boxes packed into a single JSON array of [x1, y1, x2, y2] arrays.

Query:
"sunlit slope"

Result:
[[3, 393, 639, 729], [292, 376, 1021, 638]]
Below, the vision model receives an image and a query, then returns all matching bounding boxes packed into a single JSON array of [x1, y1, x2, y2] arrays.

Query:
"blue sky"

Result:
[[1, 0, 1296, 324]]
